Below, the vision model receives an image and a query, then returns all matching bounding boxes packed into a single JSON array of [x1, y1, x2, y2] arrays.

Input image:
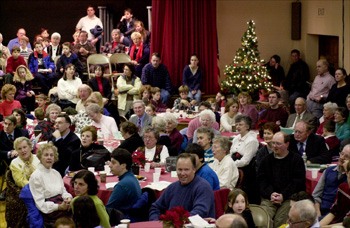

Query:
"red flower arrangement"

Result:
[[256, 119, 267, 129], [159, 206, 190, 228], [132, 151, 146, 167]]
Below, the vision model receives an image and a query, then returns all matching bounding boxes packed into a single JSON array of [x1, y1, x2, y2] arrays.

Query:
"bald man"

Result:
[[7, 28, 31, 52], [216, 214, 248, 228]]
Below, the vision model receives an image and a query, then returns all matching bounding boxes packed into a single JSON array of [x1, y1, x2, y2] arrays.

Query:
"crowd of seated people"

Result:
[[3, 12, 350, 228]]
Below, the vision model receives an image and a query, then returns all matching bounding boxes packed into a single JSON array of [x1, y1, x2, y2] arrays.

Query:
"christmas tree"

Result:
[[221, 20, 273, 96]]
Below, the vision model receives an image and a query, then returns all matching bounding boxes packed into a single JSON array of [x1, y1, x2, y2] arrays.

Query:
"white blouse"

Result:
[[230, 131, 259, 168], [209, 155, 239, 190], [145, 145, 169, 164], [220, 112, 241, 132], [29, 164, 72, 214]]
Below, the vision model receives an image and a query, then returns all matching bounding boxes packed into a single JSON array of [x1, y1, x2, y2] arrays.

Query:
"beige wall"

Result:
[[217, 0, 350, 83]]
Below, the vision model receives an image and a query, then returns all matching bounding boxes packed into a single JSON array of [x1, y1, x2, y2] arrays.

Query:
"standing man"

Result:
[[73, 31, 97, 79], [258, 132, 305, 228], [7, 28, 31, 53], [129, 100, 153, 136], [76, 6, 103, 47], [259, 91, 289, 127], [50, 114, 80, 176], [149, 153, 215, 220], [141, 53, 172, 105], [284, 49, 310, 113], [306, 59, 336, 119]]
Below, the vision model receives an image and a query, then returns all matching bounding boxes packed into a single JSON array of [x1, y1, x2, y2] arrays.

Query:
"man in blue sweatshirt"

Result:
[[149, 153, 215, 220]]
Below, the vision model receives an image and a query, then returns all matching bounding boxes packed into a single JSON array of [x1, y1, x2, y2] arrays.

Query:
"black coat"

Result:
[[69, 143, 109, 171], [118, 133, 144, 154], [50, 131, 81, 176], [289, 133, 331, 164]]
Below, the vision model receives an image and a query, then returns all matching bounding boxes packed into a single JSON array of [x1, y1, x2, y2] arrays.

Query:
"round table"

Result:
[[63, 169, 178, 205]]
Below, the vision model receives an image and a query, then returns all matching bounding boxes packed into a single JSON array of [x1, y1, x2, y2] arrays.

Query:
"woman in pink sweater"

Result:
[[0, 84, 22, 117]]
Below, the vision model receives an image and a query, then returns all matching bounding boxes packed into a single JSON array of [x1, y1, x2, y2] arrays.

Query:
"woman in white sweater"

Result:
[[220, 99, 241, 132], [29, 143, 72, 227], [57, 63, 82, 108]]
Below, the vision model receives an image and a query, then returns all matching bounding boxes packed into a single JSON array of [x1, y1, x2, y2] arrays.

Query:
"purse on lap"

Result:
[[81, 149, 110, 171]]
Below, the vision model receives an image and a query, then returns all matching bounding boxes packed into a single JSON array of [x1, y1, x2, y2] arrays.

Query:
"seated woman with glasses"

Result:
[[132, 126, 169, 168]]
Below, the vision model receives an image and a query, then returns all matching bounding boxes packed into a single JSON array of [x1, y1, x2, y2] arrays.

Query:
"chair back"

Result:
[[87, 54, 112, 79], [214, 188, 230, 219], [5, 169, 29, 228], [235, 169, 244, 189], [110, 53, 131, 67], [250, 204, 270, 228], [129, 187, 157, 222]]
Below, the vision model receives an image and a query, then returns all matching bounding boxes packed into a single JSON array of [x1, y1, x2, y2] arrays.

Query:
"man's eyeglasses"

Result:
[[287, 218, 307, 226]]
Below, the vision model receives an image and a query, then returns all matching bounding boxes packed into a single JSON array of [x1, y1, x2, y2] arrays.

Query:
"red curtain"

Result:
[[151, 0, 219, 94]]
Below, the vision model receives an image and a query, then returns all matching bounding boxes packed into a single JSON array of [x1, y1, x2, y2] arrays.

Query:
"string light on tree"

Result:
[[221, 20, 273, 95]]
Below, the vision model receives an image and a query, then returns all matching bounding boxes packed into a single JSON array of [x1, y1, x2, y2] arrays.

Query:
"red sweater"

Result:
[[6, 56, 27, 74], [0, 100, 22, 117]]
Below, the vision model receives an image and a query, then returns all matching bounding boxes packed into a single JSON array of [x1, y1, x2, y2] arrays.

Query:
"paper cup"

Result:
[[118, 224, 127, 228], [100, 171, 106, 182], [195, 106, 199, 112], [311, 169, 319, 179], [104, 165, 110, 174], [155, 167, 162, 174], [144, 163, 151, 172], [88, 167, 95, 173], [153, 173, 160, 182], [120, 219, 130, 228]]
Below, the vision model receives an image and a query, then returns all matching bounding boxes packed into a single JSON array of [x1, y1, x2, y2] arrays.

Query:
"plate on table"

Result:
[[187, 114, 196, 119], [135, 175, 147, 181]]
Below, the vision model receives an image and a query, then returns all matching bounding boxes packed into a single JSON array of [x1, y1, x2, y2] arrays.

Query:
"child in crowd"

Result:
[[34, 107, 45, 130], [172, 85, 196, 111], [225, 189, 255, 228], [139, 84, 152, 104], [322, 120, 341, 160], [150, 87, 169, 112], [53, 217, 76, 228], [146, 104, 157, 117], [72, 31, 79, 46], [215, 91, 226, 111], [36, 94, 48, 111], [13, 65, 35, 112], [56, 42, 83, 79], [5, 45, 27, 84], [206, 98, 221, 123], [118, 8, 135, 46], [42, 37, 50, 49]]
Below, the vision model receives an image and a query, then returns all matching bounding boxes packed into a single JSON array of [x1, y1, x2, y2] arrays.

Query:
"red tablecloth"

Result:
[[128, 221, 163, 228], [63, 170, 178, 205], [305, 169, 322, 194]]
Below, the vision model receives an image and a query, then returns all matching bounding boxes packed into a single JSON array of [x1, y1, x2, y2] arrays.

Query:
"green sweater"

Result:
[[72, 195, 110, 228]]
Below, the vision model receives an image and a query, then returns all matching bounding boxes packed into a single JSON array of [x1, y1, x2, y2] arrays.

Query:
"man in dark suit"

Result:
[[0, 115, 29, 166], [289, 121, 331, 164], [285, 97, 318, 132], [50, 114, 80, 176], [129, 100, 153, 136], [0, 115, 29, 200]]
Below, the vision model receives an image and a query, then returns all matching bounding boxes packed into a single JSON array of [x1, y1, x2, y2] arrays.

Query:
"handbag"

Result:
[[81, 148, 110, 171]]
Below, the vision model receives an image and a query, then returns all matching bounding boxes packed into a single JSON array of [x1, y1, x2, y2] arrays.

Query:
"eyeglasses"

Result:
[[287, 218, 307, 226]]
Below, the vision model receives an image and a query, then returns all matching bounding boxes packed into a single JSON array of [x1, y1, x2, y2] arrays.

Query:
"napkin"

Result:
[[144, 181, 172, 191], [106, 182, 118, 190], [188, 214, 209, 228]]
